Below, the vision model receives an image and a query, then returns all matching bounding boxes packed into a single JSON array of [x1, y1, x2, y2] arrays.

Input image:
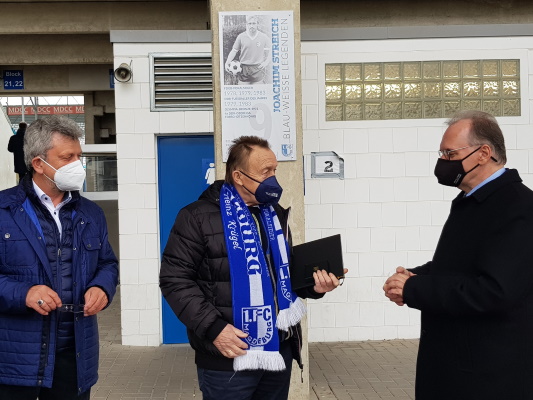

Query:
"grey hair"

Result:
[[24, 115, 83, 170], [446, 110, 507, 164]]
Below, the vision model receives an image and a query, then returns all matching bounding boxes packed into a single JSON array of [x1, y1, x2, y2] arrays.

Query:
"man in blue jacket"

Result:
[[0, 115, 119, 399]]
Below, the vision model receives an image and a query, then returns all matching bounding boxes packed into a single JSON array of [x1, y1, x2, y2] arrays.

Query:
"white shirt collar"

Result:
[[32, 180, 72, 208]]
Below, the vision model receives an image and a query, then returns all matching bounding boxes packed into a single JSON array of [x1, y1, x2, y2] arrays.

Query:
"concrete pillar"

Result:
[[210, 1, 307, 398], [83, 93, 104, 144]]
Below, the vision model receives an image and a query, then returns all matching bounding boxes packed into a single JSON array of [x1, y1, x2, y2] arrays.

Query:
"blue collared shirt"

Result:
[[465, 167, 506, 197]]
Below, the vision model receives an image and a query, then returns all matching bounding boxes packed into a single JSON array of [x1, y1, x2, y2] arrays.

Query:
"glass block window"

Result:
[[325, 59, 520, 121]]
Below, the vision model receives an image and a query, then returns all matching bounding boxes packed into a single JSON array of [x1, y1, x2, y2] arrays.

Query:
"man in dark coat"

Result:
[[160, 136, 346, 400], [7, 121, 28, 179], [384, 110, 533, 400]]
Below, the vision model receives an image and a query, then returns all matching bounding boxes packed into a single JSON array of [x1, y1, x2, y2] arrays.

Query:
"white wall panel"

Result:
[[368, 128, 393, 153]]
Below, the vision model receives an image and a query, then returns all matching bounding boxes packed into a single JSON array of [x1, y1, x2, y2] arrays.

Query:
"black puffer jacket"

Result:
[[160, 180, 323, 371]]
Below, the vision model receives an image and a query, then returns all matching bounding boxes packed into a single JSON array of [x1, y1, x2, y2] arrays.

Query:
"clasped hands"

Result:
[[383, 267, 415, 306]]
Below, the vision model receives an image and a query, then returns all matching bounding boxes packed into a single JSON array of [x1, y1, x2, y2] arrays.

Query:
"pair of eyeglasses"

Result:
[[437, 145, 476, 160], [57, 304, 85, 314]]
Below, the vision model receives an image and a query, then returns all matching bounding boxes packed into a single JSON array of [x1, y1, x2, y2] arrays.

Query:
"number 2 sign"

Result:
[[311, 151, 344, 179]]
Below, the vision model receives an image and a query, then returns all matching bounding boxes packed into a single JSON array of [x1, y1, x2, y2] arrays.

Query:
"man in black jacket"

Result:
[[160, 136, 345, 400], [383, 110, 533, 400], [7, 121, 28, 180]]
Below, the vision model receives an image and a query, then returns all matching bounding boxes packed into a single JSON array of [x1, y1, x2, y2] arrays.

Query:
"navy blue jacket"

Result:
[[0, 177, 119, 393]]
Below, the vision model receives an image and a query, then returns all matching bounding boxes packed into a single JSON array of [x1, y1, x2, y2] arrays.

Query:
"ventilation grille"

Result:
[[152, 55, 213, 111]]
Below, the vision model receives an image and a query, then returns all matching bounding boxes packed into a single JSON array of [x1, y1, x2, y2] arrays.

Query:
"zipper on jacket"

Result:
[[284, 207, 291, 242], [295, 325, 304, 382]]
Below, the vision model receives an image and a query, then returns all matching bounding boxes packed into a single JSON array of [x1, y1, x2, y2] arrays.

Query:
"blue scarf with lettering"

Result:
[[221, 183, 306, 371]]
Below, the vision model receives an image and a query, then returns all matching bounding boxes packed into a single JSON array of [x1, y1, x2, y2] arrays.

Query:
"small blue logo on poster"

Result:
[[281, 144, 293, 157]]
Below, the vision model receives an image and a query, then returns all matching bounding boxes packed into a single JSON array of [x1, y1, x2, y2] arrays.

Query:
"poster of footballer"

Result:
[[219, 11, 297, 162]]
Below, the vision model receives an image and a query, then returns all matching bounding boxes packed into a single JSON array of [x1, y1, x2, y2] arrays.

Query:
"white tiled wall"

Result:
[[115, 36, 533, 346], [114, 42, 213, 346], [302, 36, 533, 342]]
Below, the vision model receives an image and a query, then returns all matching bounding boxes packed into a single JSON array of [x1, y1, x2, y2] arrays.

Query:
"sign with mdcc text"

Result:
[[7, 106, 85, 115]]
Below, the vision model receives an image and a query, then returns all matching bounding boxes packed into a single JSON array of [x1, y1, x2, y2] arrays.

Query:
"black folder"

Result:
[[290, 234, 344, 290]]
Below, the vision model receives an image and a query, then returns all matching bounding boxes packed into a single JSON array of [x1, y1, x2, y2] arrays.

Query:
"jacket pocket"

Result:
[[82, 237, 102, 252], [0, 226, 38, 269], [82, 237, 102, 276]]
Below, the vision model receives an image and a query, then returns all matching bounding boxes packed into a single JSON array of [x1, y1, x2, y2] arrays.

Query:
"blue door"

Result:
[[158, 135, 214, 344]]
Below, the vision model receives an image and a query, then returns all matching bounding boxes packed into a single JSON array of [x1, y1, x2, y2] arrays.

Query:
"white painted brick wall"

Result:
[[119, 259, 139, 285], [382, 251, 408, 272], [345, 227, 371, 253], [302, 129, 319, 154], [508, 149, 529, 172], [358, 252, 383, 277], [405, 152, 430, 177], [406, 202, 431, 226], [382, 202, 406, 226], [357, 202, 381, 227], [344, 179, 369, 202], [355, 153, 381, 177], [504, 125, 517, 149], [359, 302, 384, 326], [369, 178, 394, 202], [342, 253, 359, 278], [395, 226, 420, 251], [418, 176, 443, 201], [304, 35, 533, 344], [381, 153, 406, 177], [371, 228, 396, 252], [320, 179, 346, 204], [417, 127, 443, 152], [115, 42, 212, 345], [368, 128, 394, 153], [392, 127, 417, 153], [332, 204, 358, 228], [344, 129, 369, 153], [393, 177, 419, 202], [318, 129, 343, 152], [115, 37, 533, 346]]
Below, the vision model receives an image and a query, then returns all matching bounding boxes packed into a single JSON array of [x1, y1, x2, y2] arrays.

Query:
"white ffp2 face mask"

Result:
[[40, 158, 86, 192]]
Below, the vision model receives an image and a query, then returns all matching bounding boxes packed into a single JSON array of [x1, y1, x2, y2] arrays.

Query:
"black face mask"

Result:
[[434, 146, 481, 187]]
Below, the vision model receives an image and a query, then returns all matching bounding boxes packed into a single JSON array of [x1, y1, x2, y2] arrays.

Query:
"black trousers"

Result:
[[0, 351, 90, 400]]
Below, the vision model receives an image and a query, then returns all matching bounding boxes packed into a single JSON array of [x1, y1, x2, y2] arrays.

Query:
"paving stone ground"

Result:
[[92, 287, 418, 399]]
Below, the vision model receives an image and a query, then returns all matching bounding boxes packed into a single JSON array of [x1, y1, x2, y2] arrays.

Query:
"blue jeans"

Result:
[[198, 341, 293, 400]]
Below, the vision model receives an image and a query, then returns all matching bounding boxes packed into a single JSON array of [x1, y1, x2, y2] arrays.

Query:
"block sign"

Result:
[[311, 151, 344, 179], [3, 70, 24, 90]]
